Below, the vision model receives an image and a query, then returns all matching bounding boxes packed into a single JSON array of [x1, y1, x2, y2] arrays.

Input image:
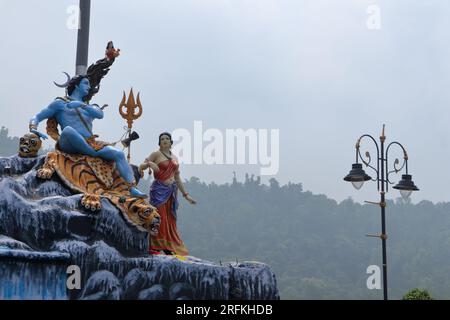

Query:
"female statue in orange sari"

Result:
[[139, 132, 196, 255]]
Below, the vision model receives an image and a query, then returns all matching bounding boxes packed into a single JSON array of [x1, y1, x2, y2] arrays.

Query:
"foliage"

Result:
[[403, 288, 433, 300], [0, 127, 20, 156], [175, 176, 450, 300]]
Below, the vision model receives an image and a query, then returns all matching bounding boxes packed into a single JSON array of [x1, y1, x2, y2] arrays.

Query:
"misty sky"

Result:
[[1, 0, 449, 204]]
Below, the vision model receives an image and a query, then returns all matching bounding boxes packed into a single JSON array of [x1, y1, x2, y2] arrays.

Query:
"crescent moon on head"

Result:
[[53, 72, 71, 88]]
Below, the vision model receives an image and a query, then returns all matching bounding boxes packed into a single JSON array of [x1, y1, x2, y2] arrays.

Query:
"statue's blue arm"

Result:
[[66, 101, 104, 119], [83, 104, 104, 119], [29, 100, 64, 129]]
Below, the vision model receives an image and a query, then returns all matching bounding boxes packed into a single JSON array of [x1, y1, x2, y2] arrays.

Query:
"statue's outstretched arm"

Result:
[[175, 171, 197, 205], [29, 100, 63, 130]]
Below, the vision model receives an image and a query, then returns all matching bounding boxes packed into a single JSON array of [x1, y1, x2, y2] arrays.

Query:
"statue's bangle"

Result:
[[29, 117, 38, 129], [182, 192, 189, 198]]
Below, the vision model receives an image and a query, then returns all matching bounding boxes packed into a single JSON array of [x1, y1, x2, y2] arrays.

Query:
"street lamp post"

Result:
[[343, 125, 419, 300]]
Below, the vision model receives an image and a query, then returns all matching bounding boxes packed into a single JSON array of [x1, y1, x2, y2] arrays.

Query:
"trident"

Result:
[[119, 88, 143, 162]]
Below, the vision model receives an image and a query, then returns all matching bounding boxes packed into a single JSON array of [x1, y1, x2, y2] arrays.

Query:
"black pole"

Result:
[[380, 194, 388, 300], [75, 0, 91, 75], [379, 127, 388, 300]]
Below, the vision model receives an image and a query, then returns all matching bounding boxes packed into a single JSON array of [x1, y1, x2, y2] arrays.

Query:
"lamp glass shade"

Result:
[[351, 181, 364, 190], [400, 190, 412, 200]]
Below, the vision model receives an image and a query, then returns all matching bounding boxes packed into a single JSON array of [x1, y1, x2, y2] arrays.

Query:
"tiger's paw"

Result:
[[81, 194, 102, 212], [36, 166, 55, 179]]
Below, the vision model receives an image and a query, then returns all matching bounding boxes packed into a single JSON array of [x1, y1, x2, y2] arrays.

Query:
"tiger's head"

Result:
[[146, 209, 161, 237], [128, 200, 161, 236]]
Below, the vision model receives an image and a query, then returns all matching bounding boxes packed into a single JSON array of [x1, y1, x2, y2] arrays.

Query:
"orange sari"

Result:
[[150, 196, 188, 256]]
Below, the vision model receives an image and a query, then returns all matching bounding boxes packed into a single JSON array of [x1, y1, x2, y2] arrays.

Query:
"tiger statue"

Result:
[[37, 118, 160, 236]]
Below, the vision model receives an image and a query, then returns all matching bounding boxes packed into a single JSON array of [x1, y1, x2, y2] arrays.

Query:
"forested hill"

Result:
[[174, 177, 450, 299], [2, 127, 450, 299]]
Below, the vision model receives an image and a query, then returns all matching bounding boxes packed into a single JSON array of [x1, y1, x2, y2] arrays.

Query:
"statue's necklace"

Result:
[[160, 150, 172, 160]]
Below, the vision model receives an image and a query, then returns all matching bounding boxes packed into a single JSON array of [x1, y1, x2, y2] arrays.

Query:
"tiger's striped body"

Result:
[[37, 150, 160, 235]]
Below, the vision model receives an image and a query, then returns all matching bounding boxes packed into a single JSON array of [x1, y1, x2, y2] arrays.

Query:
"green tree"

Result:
[[0, 126, 20, 156], [402, 288, 433, 300]]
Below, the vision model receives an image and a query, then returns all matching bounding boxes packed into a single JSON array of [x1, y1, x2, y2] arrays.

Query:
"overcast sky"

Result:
[[1, 0, 449, 204]]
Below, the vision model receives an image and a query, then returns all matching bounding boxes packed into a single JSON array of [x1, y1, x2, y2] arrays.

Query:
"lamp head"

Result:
[[393, 174, 419, 199], [344, 163, 372, 190]]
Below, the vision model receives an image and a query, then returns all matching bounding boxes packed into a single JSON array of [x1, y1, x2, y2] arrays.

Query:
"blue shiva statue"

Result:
[[29, 42, 146, 198]]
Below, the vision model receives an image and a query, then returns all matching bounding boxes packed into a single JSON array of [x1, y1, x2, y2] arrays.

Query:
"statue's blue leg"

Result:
[[96, 146, 133, 182], [96, 146, 147, 198], [59, 127, 97, 157], [59, 127, 130, 178]]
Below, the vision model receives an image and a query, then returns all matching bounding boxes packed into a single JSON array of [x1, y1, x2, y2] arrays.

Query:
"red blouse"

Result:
[[154, 159, 179, 181]]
